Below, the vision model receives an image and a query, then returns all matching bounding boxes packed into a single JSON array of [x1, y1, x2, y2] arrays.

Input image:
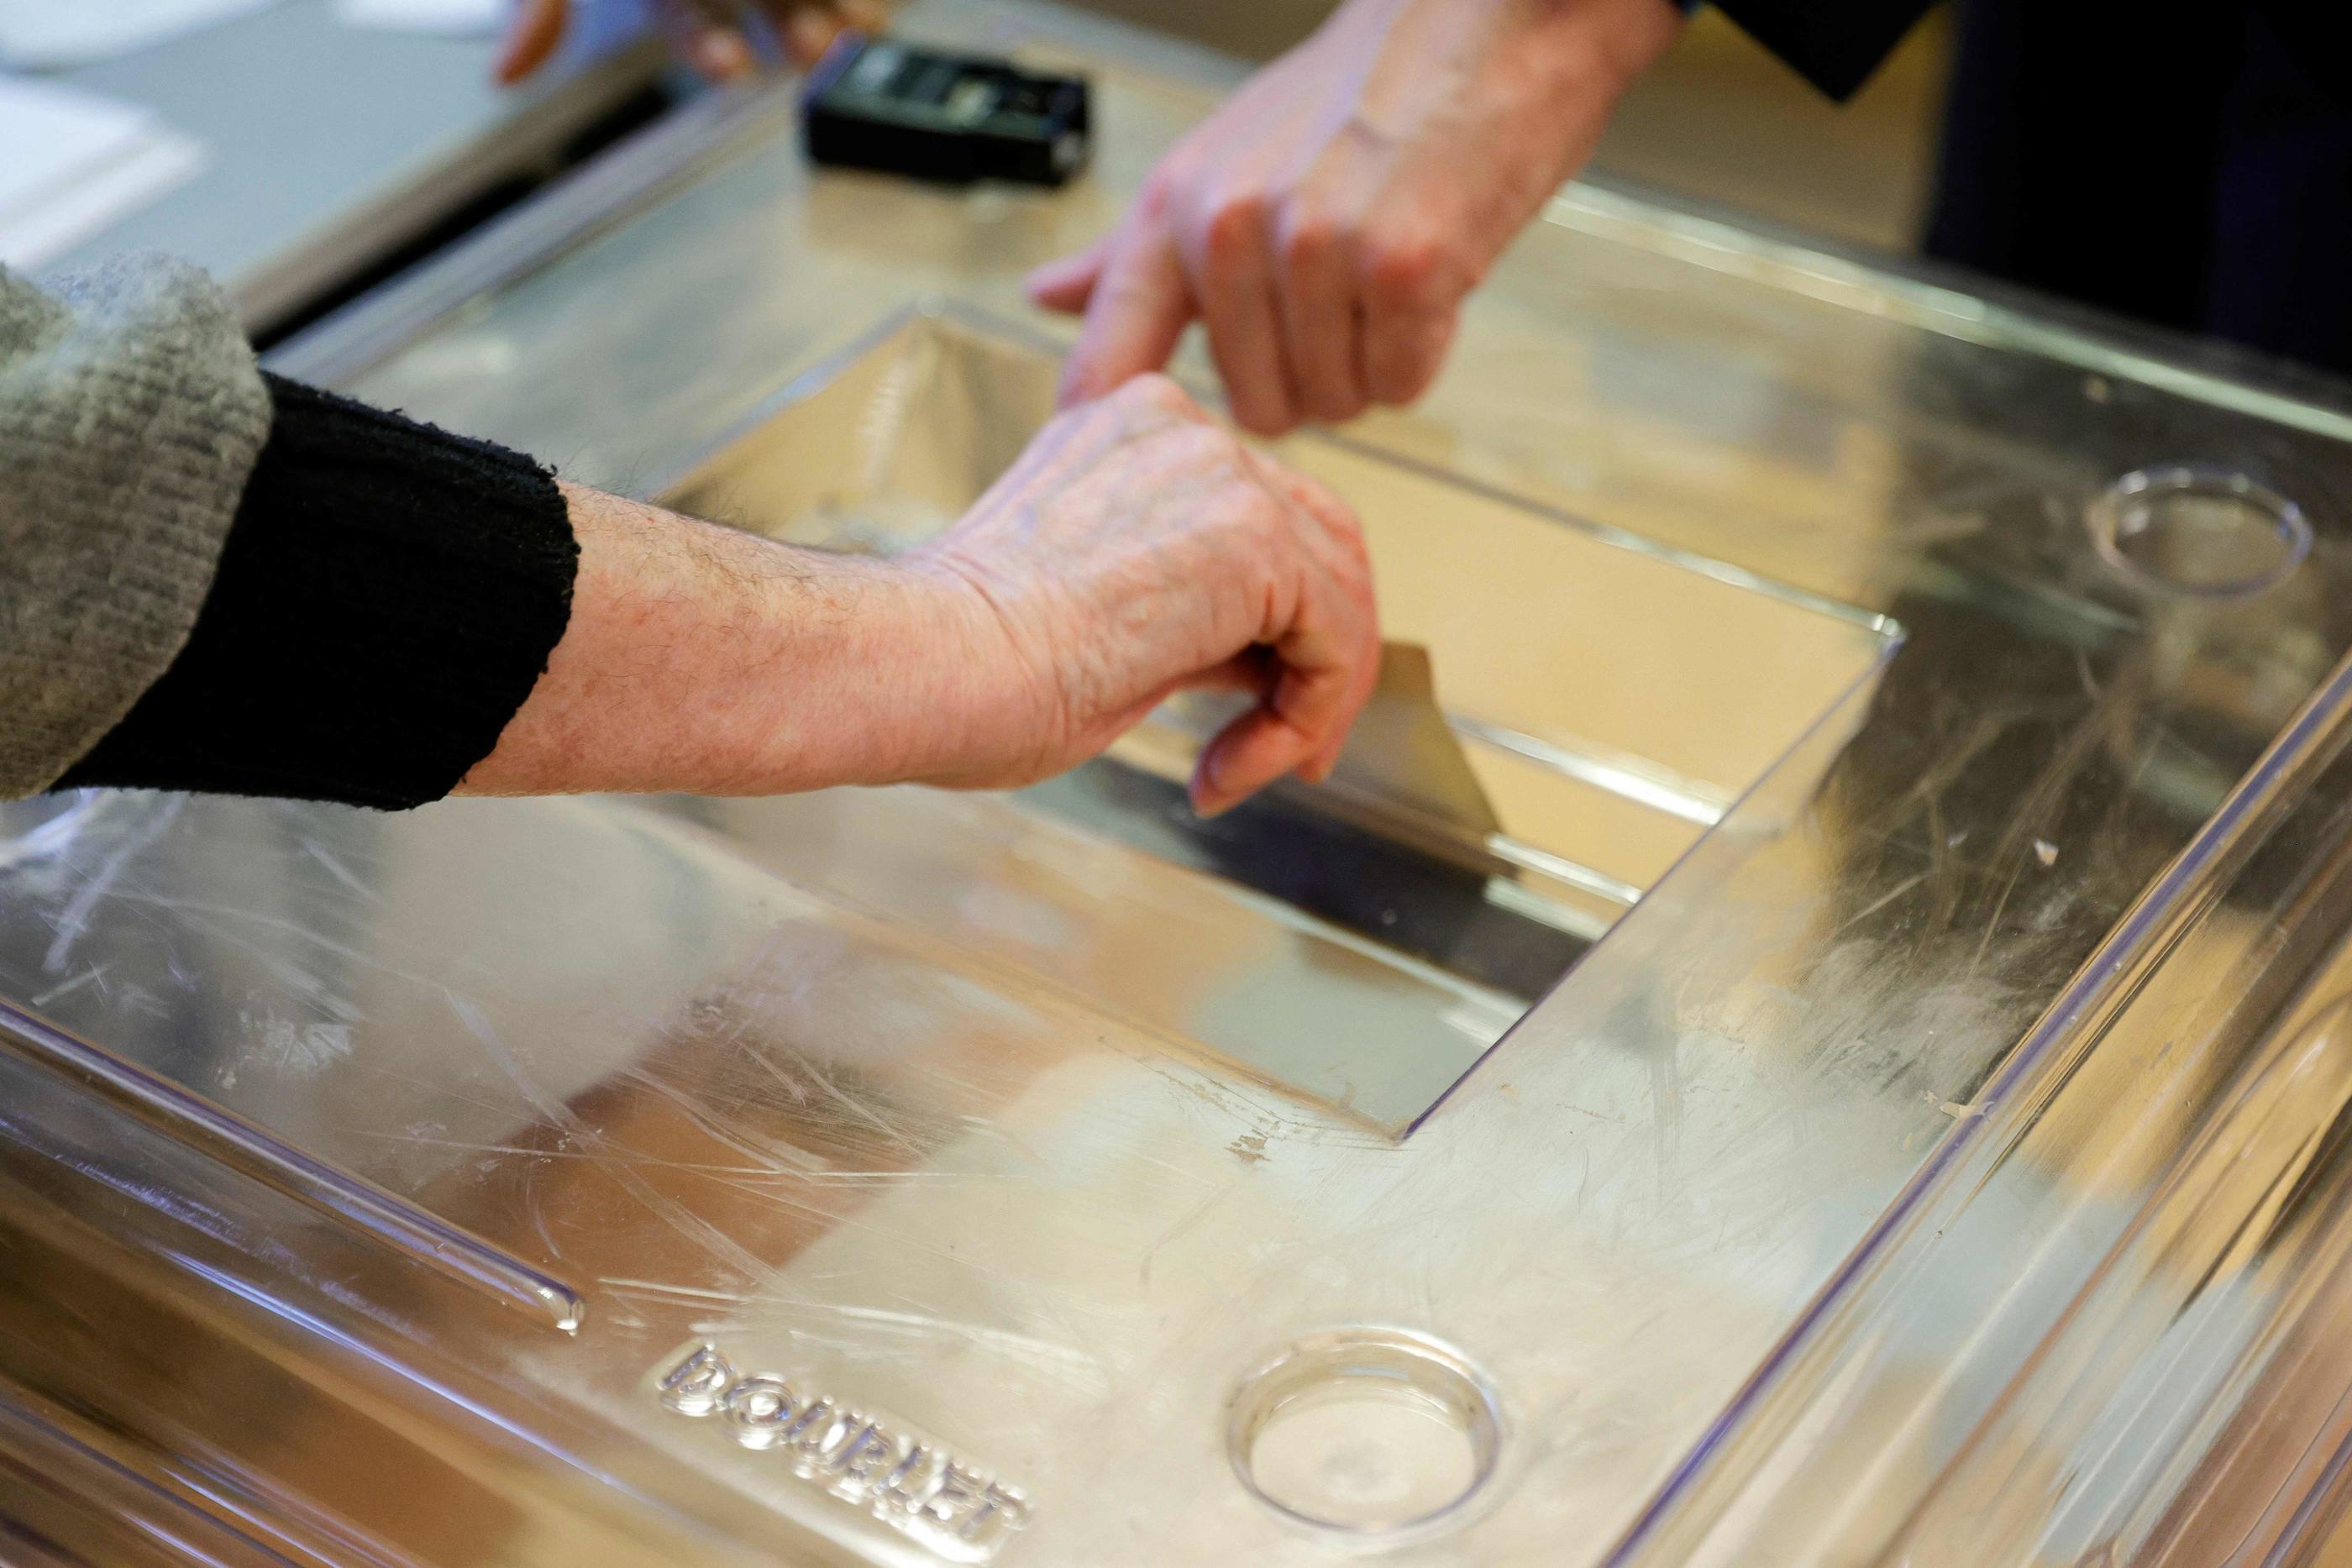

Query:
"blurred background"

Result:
[[0, 0, 1951, 344]]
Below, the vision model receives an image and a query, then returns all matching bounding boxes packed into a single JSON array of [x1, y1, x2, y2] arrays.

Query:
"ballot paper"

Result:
[[0, 76, 206, 269], [1332, 642, 1502, 837], [333, 0, 503, 34], [0, 0, 281, 68]]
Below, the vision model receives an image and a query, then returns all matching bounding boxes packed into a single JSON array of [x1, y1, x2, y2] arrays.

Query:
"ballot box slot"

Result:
[[1023, 758, 1588, 1004]]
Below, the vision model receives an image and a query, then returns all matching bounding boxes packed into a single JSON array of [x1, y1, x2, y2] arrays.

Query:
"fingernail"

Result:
[[1192, 750, 1231, 816]]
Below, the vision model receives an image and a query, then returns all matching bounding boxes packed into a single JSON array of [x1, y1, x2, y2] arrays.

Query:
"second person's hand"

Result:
[[496, 0, 888, 85], [1026, 0, 1683, 437]]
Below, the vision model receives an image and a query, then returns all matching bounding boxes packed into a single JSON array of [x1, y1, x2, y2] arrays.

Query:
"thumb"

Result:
[[494, 0, 568, 84], [1024, 236, 1110, 314]]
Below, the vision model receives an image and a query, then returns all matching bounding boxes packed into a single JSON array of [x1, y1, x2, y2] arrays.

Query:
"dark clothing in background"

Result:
[[1707, 0, 1939, 100], [1924, 0, 2352, 374]]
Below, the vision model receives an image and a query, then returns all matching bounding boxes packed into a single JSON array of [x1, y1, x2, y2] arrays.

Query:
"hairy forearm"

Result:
[[1530, 0, 1688, 87], [457, 482, 994, 798], [1328, 0, 1684, 97]]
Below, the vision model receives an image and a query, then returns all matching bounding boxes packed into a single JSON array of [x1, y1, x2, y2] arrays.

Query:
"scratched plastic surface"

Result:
[[8, 2, 2352, 1564]]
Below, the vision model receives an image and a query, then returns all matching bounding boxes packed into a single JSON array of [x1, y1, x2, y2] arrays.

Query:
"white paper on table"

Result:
[[0, 0, 281, 68], [0, 76, 207, 269], [333, 0, 504, 34]]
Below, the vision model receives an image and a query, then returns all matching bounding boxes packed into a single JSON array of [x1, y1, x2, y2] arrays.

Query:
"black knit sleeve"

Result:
[[56, 374, 578, 810], [1709, 0, 1940, 100]]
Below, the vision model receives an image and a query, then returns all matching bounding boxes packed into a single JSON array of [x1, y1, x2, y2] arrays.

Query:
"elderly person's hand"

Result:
[[909, 375, 1378, 810], [465, 377, 1378, 815], [496, 0, 887, 84], [1027, 0, 1683, 437]]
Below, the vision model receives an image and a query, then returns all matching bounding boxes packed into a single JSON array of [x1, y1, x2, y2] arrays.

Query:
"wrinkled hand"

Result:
[[1027, 0, 1682, 436], [457, 383, 1372, 808], [496, 0, 887, 84], [911, 375, 1379, 815]]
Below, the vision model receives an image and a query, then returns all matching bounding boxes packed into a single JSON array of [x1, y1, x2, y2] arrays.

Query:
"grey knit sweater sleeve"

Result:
[[0, 255, 271, 798]]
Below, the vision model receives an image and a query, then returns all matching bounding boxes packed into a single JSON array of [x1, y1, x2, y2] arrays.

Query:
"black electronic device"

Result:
[[801, 34, 1091, 186]]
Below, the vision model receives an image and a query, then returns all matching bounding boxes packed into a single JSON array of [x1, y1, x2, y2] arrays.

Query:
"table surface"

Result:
[[47, 0, 661, 331]]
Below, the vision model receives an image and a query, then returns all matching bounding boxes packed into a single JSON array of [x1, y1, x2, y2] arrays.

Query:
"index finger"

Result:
[[1190, 506, 1378, 815], [1190, 602, 1376, 814], [1059, 211, 1197, 408], [1242, 454, 1378, 779]]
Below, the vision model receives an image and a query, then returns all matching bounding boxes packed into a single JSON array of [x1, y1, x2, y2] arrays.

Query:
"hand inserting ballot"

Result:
[[459, 376, 1380, 816], [907, 375, 1380, 814]]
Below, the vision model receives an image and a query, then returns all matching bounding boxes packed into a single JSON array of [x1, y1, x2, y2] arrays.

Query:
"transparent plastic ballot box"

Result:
[[8, 4, 2352, 1564]]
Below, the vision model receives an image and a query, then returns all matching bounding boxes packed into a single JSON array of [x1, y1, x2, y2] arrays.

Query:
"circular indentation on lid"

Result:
[[1227, 1329, 1502, 1542], [2088, 464, 2310, 599]]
